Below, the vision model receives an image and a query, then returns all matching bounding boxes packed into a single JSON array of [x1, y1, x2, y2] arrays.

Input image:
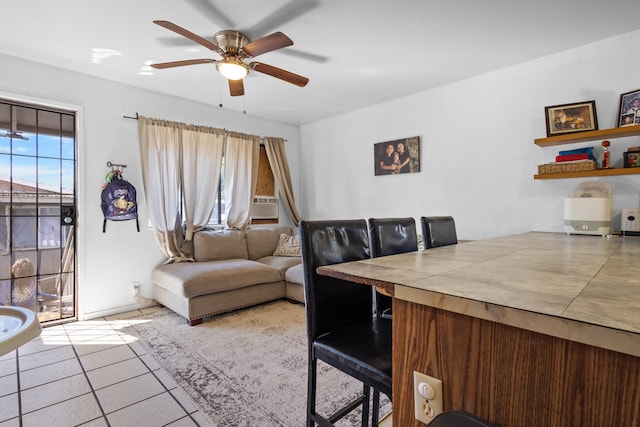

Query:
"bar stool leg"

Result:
[[361, 383, 370, 427], [371, 389, 380, 427]]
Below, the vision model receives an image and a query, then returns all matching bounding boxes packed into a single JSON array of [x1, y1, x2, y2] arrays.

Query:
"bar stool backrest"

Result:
[[299, 219, 372, 340], [421, 216, 458, 249]]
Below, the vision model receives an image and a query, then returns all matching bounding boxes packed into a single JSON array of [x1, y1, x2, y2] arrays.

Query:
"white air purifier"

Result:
[[563, 182, 613, 236], [621, 208, 640, 235]]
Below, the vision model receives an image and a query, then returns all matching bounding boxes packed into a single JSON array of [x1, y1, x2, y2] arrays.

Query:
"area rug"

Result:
[[123, 300, 391, 426]]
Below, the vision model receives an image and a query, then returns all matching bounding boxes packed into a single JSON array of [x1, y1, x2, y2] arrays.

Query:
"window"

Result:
[[202, 145, 276, 227], [251, 146, 278, 224], [209, 172, 225, 225], [1, 205, 68, 252]]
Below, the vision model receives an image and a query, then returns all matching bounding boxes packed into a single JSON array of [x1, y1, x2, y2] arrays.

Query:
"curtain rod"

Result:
[[123, 112, 286, 141]]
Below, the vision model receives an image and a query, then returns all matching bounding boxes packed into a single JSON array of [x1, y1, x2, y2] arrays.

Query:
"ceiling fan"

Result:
[[151, 20, 309, 97]]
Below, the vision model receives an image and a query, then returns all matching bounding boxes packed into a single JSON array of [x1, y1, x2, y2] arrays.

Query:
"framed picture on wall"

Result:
[[544, 100, 598, 137], [617, 89, 640, 127], [374, 136, 420, 176]]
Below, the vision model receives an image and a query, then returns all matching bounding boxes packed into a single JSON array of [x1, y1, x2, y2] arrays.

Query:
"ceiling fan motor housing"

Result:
[[214, 30, 250, 54]]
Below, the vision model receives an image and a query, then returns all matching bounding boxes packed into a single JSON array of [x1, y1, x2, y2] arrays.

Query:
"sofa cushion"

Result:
[[285, 262, 305, 286], [245, 227, 292, 260], [193, 229, 248, 262], [152, 259, 282, 298], [273, 233, 302, 257], [257, 256, 302, 279]]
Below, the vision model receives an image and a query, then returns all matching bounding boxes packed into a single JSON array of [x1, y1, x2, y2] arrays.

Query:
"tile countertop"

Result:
[[317, 232, 640, 357]]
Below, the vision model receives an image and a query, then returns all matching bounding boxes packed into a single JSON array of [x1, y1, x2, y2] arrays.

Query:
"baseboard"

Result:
[[81, 298, 158, 320]]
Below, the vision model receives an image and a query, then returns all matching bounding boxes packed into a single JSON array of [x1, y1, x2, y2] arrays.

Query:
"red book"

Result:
[[555, 153, 589, 162]]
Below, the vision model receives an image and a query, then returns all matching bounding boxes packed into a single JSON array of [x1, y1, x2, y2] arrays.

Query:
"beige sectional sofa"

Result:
[[152, 227, 304, 325]]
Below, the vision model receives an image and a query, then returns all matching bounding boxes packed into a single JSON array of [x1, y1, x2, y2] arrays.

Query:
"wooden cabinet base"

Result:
[[392, 299, 640, 427]]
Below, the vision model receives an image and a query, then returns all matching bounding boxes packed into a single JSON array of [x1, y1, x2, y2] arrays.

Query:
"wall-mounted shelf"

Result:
[[534, 125, 640, 147], [534, 125, 640, 179], [534, 167, 640, 180]]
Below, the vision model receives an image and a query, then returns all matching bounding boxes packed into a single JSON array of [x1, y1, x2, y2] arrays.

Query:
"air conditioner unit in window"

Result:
[[251, 196, 279, 220]]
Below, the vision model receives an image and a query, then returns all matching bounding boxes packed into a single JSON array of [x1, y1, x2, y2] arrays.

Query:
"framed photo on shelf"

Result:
[[544, 100, 598, 137], [617, 89, 640, 127], [623, 151, 640, 168]]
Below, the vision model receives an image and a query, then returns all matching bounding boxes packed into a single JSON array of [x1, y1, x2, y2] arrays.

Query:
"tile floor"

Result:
[[0, 306, 212, 427], [1, 306, 393, 427]]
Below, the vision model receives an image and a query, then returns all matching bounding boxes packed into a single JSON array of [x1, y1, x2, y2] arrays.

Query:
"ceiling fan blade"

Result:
[[243, 32, 293, 58], [250, 62, 309, 87], [157, 36, 200, 47], [249, 0, 320, 39], [151, 59, 216, 69], [153, 20, 222, 53], [276, 48, 329, 64], [229, 79, 244, 97], [184, 0, 235, 28]]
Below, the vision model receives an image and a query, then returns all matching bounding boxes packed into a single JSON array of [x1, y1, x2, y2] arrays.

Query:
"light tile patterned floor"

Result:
[[1, 306, 393, 427], [0, 306, 211, 427]]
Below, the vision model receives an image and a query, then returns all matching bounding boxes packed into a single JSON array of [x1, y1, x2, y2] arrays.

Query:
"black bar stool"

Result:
[[368, 217, 418, 318], [300, 219, 392, 427], [421, 216, 458, 248]]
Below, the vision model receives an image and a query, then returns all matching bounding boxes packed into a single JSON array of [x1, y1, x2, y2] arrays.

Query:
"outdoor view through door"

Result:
[[0, 99, 77, 324]]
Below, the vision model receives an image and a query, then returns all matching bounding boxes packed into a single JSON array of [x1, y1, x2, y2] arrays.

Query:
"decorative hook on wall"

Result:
[[106, 161, 127, 173]]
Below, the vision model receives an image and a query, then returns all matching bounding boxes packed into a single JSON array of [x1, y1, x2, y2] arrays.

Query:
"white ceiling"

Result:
[[2, 0, 640, 125]]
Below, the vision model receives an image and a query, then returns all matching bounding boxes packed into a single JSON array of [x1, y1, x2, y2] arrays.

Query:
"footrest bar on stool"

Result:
[[329, 395, 366, 423]]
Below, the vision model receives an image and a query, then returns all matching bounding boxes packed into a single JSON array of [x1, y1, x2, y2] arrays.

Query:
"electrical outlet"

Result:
[[413, 371, 443, 424], [131, 281, 140, 296]]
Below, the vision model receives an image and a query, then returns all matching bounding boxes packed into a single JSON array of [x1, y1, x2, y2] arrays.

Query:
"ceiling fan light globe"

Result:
[[217, 61, 249, 80]]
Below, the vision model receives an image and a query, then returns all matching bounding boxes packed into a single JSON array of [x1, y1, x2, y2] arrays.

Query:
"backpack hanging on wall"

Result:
[[101, 169, 139, 232]]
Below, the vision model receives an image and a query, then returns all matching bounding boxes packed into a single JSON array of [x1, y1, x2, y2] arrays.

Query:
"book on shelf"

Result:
[[558, 146, 595, 161], [555, 153, 590, 162], [558, 147, 593, 155]]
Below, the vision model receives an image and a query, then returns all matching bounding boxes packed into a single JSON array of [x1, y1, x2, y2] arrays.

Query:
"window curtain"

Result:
[[138, 117, 226, 259], [224, 132, 260, 229], [182, 126, 225, 240], [138, 115, 289, 255], [263, 137, 303, 226], [138, 116, 189, 261]]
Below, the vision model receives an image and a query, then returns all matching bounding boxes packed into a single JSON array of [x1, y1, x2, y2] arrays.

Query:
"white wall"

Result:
[[299, 30, 640, 241], [0, 54, 300, 319], [3, 28, 640, 318]]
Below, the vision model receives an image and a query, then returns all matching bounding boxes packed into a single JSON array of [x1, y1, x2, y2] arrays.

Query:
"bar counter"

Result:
[[317, 232, 640, 426]]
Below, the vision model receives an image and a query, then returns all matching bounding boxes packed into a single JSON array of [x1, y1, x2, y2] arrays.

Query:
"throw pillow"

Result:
[[273, 233, 301, 257]]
